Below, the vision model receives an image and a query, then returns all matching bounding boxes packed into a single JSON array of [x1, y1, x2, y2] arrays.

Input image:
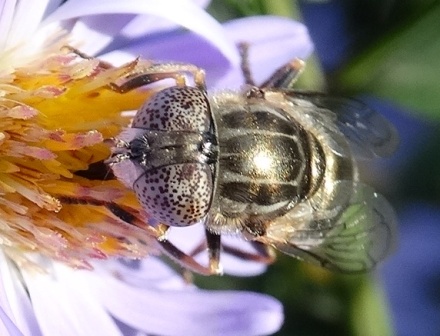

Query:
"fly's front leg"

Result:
[[109, 63, 207, 93], [205, 229, 223, 275], [109, 72, 187, 93], [62, 197, 218, 275], [62, 47, 208, 91], [156, 224, 217, 276], [106, 208, 217, 275], [103, 201, 220, 276]]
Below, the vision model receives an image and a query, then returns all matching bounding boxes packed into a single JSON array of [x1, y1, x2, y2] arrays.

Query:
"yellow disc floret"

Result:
[[0, 48, 160, 269]]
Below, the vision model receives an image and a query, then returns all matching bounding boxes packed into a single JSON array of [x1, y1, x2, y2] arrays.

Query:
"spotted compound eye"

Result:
[[126, 85, 215, 227], [132, 86, 210, 132], [133, 163, 212, 227]]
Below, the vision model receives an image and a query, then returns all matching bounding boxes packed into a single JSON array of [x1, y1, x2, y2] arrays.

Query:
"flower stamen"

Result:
[[0, 45, 159, 269]]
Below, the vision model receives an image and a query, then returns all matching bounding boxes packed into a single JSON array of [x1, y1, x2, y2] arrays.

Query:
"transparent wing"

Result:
[[266, 182, 397, 273], [287, 92, 399, 160]]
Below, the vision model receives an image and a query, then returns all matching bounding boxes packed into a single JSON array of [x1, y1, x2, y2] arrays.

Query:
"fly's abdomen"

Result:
[[216, 109, 323, 218]]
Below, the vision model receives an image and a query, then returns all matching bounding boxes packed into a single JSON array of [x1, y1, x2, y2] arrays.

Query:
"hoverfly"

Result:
[[108, 47, 398, 275]]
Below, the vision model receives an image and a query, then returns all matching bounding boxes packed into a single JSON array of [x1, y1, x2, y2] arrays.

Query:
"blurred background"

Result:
[[194, 1, 440, 335]]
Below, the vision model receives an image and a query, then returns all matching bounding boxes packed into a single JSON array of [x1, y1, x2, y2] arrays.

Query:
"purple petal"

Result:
[[89, 272, 284, 336], [100, 30, 232, 87], [166, 223, 205, 253], [44, 0, 239, 65], [0, 0, 16, 49], [0, 253, 41, 336], [111, 0, 211, 41], [101, 16, 313, 89], [0, 306, 24, 336], [41, 0, 64, 18], [216, 16, 314, 89], [111, 319, 146, 336], [66, 14, 135, 57], [166, 224, 267, 276], [192, 0, 211, 7], [220, 235, 268, 276], [22, 263, 123, 336], [93, 258, 190, 291]]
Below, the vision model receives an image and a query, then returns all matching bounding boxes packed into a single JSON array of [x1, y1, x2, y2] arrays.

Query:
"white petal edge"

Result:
[[22, 262, 123, 336], [0, 253, 41, 336], [4, 0, 51, 48], [0, 0, 17, 50], [43, 0, 239, 65], [0, 306, 24, 336], [92, 258, 192, 291], [89, 272, 284, 336]]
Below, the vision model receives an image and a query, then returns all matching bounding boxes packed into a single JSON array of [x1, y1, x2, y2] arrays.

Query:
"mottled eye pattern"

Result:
[[132, 86, 210, 132], [133, 163, 212, 227]]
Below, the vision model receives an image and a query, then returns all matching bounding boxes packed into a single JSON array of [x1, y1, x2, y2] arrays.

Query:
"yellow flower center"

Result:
[[0, 47, 160, 269]]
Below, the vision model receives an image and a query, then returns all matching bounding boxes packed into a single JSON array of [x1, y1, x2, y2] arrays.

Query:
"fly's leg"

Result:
[[106, 207, 217, 275], [237, 42, 255, 86], [59, 197, 218, 275], [109, 72, 187, 92], [205, 228, 223, 274], [61, 198, 273, 273], [261, 58, 305, 89], [223, 241, 276, 264], [106, 207, 216, 275], [157, 221, 222, 275], [62, 45, 207, 92], [154, 223, 223, 276], [156, 224, 217, 276], [237, 41, 305, 89], [109, 63, 207, 93], [189, 236, 275, 265]]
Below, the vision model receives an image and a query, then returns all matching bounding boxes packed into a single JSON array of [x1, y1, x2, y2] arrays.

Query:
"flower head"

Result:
[[0, 0, 314, 335], [0, 48, 159, 269]]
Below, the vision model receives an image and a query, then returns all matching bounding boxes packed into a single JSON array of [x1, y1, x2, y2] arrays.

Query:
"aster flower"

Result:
[[0, 0, 314, 335]]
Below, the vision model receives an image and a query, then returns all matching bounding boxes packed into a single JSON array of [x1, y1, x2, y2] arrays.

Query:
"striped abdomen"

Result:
[[212, 107, 325, 233]]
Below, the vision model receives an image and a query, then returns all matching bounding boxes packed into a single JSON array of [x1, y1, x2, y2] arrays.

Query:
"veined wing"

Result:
[[265, 181, 397, 273], [287, 92, 399, 160]]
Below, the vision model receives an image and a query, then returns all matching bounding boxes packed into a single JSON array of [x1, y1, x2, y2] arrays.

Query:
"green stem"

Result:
[[263, 0, 300, 19]]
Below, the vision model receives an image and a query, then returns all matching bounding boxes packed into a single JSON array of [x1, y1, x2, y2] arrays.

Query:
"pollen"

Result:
[[0, 47, 161, 269]]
